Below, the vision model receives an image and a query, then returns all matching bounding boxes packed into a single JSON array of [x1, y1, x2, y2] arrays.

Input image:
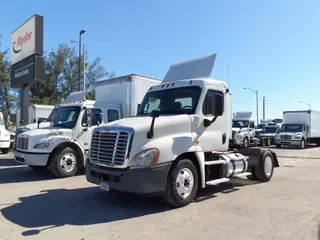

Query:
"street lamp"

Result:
[[70, 40, 86, 91], [79, 29, 86, 91], [299, 101, 311, 110], [243, 87, 259, 124]]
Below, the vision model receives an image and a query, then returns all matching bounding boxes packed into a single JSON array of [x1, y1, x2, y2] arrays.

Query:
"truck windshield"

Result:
[[52, 107, 81, 129], [137, 86, 201, 115], [45, 108, 58, 122], [263, 127, 277, 133], [257, 124, 265, 129], [232, 120, 249, 128], [280, 124, 302, 132]]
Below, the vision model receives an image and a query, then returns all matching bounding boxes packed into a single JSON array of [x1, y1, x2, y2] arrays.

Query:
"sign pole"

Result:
[[20, 84, 29, 125]]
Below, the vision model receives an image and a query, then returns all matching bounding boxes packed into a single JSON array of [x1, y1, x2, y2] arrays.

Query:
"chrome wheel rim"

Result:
[[175, 168, 194, 198], [264, 156, 273, 176], [60, 153, 76, 173]]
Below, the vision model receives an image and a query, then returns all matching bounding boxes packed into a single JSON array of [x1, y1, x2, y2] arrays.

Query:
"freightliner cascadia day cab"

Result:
[[14, 74, 160, 177], [230, 111, 258, 148], [86, 54, 279, 207], [274, 110, 320, 149]]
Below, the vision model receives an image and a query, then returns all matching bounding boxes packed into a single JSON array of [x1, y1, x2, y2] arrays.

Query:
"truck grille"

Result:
[[90, 128, 133, 167], [17, 137, 28, 150], [281, 135, 291, 140]]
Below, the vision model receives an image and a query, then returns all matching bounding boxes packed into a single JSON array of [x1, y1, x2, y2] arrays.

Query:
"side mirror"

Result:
[[37, 119, 42, 129], [151, 110, 160, 118], [212, 94, 223, 116], [137, 103, 141, 113], [98, 113, 102, 124], [20, 120, 25, 126]]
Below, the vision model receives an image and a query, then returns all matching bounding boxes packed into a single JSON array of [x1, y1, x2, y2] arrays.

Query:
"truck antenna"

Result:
[[226, 65, 229, 85]]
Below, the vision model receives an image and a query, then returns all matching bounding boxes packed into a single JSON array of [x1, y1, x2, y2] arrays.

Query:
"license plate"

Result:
[[100, 181, 110, 191]]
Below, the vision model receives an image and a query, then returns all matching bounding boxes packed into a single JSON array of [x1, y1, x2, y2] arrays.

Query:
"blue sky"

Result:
[[1, 0, 319, 120]]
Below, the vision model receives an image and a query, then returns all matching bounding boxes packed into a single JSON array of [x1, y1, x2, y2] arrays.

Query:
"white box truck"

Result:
[[86, 54, 279, 207], [16, 104, 55, 127], [274, 110, 320, 149], [14, 74, 161, 178]]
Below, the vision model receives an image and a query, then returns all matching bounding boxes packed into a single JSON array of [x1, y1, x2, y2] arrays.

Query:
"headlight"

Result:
[[236, 134, 242, 139], [130, 149, 159, 167], [295, 134, 301, 139], [33, 143, 50, 149], [275, 135, 280, 139]]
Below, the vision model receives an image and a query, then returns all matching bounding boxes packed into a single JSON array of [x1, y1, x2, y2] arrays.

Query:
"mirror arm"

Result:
[[204, 116, 218, 127], [147, 117, 156, 139]]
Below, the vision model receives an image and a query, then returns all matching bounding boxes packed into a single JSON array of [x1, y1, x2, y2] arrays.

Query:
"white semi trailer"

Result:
[[14, 74, 160, 177], [274, 110, 320, 149], [85, 54, 279, 207]]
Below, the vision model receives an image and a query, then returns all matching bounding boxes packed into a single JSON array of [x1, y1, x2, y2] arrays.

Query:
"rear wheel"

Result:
[[51, 147, 79, 178], [254, 151, 274, 182], [164, 159, 198, 207]]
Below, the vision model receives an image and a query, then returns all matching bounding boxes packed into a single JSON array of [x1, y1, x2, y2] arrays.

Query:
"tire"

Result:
[[299, 139, 306, 149], [246, 167, 257, 180], [29, 165, 48, 170], [254, 151, 274, 182], [164, 159, 198, 207], [2, 148, 9, 154], [51, 147, 79, 178], [276, 144, 281, 148], [266, 138, 271, 146], [243, 137, 249, 148]]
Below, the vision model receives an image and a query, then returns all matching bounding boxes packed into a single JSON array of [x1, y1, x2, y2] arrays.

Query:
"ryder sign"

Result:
[[11, 15, 43, 65]]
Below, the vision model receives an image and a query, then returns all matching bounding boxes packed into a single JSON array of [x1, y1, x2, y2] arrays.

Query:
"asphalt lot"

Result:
[[1, 147, 320, 240]]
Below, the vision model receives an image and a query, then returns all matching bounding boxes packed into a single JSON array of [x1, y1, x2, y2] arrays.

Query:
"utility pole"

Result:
[[262, 97, 266, 119], [83, 44, 86, 91], [243, 87, 259, 124]]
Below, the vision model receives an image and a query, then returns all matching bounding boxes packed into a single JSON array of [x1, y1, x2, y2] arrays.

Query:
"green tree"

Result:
[[30, 42, 115, 104], [0, 38, 19, 128]]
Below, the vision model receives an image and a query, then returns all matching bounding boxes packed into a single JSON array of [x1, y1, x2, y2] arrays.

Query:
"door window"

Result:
[[108, 109, 119, 122], [81, 108, 102, 127], [202, 90, 224, 116]]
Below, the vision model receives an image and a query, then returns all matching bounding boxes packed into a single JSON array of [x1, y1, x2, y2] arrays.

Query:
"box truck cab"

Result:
[[230, 112, 257, 148], [14, 74, 160, 178], [86, 54, 279, 207], [274, 110, 320, 149]]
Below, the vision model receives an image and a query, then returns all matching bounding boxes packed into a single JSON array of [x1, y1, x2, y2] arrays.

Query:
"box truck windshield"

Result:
[[263, 127, 278, 133], [52, 107, 81, 129], [232, 120, 249, 128], [137, 86, 201, 115], [280, 124, 302, 132]]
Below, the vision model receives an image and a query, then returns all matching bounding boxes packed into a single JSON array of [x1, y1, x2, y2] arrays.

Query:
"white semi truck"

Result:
[[14, 74, 160, 177], [230, 111, 258, 148], [85, 54, 279, 207], [274, 110, 320, 149], [0, 112, 11, 154]]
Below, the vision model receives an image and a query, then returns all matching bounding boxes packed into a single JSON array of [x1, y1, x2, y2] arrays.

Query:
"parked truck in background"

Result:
[[258, 123, 280, 146], [0, 112, 11, 154], [85, 54, 279, 207], [274, 110, 320, 149], [255, 119, 273, 138], [16, 104, 55, 128], [230, 111, 258, 148], [14, 74, 161, 177]]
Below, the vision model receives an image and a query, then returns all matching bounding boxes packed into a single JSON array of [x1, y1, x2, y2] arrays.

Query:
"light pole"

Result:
[[79, 29, 86, 91], [243, 87, 259, 124], [299, 101, 311, 110]]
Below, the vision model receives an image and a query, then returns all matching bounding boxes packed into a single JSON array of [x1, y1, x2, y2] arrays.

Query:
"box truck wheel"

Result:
[[164, 159, 198, 207], [254, 151, 274, 182], [2, 148, 9, 154], [51, 147, 79, 178], [299, 139, 306, 149]]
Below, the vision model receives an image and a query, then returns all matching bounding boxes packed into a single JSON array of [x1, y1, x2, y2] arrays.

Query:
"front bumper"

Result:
[[86, 160, 171, 195], [14, 150, 50, 166], [274, 139, 301, 146], [0, 140, 10, 149]]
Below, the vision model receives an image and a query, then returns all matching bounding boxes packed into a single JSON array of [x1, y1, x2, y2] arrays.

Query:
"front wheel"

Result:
[[299, 139, 306, 149], [51, 147, 79, 178], [164, 159, 198, 207], [243, 137, 249, 148]]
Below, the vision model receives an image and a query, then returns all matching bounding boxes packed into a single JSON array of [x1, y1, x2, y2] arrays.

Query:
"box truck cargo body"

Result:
[[16, 104, 55, 127]]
